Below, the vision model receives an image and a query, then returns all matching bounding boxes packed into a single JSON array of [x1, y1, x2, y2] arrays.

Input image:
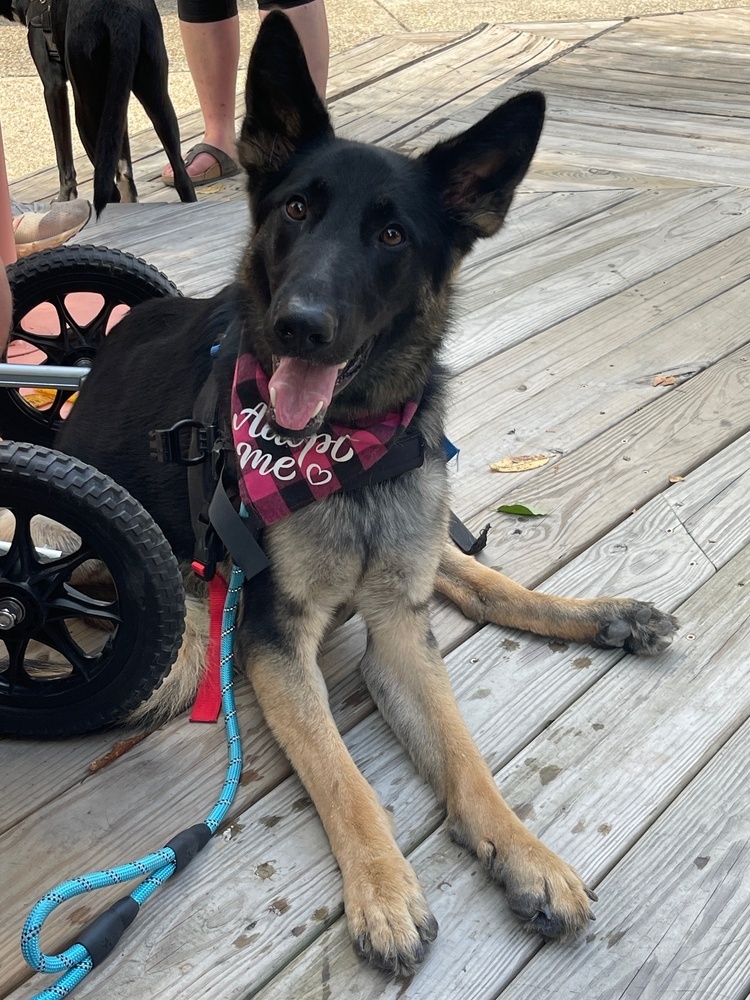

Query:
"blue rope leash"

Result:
[[21, 561, 246, 1000]]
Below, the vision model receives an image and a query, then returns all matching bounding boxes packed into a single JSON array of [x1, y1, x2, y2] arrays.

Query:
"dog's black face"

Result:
[[238, 12, 545, 437]]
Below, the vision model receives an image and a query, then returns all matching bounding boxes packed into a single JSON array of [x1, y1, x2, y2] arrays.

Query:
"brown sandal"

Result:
[[162, 143, 240, 187]]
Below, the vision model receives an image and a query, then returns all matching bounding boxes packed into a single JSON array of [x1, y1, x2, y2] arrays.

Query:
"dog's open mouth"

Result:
[[267, 342, 371, 437]]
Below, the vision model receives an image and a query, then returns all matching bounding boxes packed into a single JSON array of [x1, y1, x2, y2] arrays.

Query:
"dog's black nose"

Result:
[[274, 300, 337, 351]]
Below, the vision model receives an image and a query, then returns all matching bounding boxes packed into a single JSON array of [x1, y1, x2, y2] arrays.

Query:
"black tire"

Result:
[[1, 245, 180, 446], [0, 441, 185, 737]]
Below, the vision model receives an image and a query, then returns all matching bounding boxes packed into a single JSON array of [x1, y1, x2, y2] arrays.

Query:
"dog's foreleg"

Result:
[[358, 576, 596, 942], [239, 613, 438, 977], [437, 542, 677, 654]]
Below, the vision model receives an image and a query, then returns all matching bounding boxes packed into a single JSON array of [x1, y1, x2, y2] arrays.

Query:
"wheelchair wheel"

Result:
[[0, 441, 185, 737], [1, 245, 180, 447]]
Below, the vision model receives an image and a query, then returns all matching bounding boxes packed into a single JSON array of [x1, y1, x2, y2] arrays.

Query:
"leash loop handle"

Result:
[[22, 549, 247, 1000]]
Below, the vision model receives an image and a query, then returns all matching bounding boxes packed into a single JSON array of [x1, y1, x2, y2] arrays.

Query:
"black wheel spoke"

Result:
[[46, 586, 121, 625], [10, 329, 67, 362], [44, 388, 72, 424], [82, 299, 117, 344], [32, 544, 94, 590], [0, 509, 38, 578], [2, 636, 30, 689], [52, 295, 85, 350], [38, 621, 97, 680]]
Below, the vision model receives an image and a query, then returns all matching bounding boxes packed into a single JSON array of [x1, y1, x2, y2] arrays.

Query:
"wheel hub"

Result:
[[0, 583, 44, 635], [0, 597, 25, 630]]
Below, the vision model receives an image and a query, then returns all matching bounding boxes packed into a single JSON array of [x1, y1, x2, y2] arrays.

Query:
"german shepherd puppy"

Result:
[[1, 0, 195, 213], [56, 12, 677, 976]]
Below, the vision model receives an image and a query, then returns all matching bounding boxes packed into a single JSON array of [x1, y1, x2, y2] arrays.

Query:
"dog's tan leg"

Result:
[[357, 574, 595, 942], [437, 542, 677, 654], [241, 615, 438, 977]]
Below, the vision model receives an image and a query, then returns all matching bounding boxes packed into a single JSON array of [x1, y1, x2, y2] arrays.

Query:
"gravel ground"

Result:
[[0, 0, 743, 183]]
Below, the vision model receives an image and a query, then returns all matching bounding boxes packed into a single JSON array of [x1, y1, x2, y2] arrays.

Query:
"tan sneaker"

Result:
[[12, 200, 91, 257]]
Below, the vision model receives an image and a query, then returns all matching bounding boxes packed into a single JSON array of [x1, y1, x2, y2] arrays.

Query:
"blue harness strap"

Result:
[[20, 558, 246, 999]]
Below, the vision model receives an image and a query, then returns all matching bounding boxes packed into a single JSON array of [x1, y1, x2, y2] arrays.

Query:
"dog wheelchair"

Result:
[[0, 245, 186, 737]]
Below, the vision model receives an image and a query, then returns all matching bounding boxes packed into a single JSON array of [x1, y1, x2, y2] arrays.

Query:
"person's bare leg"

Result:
[[260, 0, 329, 98], [0, 122, 16, 269], [163, 15, 240, 181], [1, 121, 16, 355]]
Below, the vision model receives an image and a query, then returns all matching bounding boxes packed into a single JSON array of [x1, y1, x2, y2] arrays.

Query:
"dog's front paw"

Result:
[[479, 838, 596, 941], [592, 599, 678, 655], [346, 856, 438, 977]]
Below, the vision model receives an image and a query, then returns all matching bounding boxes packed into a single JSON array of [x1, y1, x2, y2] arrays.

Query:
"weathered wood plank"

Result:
[[0, 725, 142, 835], [459, 342, 750, 589], [592, 31, 750, 62], [448, 243, 750, 519], [666, 431, 750, 572], [7, 489, 715, 1000], [448, 223, 750, 446], [572, 44, 750, 80], [251, 541, 750, 1000], [506, 18, 622, 41], [449, 187, 750, 374], [430, 421, 750, 656], [530, 125, 750, 189], [70, 201, 250, 297], [498, 720, 750, 1000], [614, 8, 750, 49], [450, 91, 747, 145], [518, 65, 750, 118]]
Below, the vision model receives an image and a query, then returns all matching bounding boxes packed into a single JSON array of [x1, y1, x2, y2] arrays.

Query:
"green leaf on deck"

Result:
[[496, 503, 548, 517]]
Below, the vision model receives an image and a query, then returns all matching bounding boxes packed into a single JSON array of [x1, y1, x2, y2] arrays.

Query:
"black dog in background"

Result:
[[1, 0, 196, 213]]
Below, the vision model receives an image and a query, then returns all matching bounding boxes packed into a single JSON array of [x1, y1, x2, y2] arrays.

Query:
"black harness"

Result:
[[20, 0, 62, 63], [151, 361, 489, 583]]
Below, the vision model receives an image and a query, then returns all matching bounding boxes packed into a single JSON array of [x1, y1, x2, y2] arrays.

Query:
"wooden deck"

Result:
[[4, 7, 750, 999]]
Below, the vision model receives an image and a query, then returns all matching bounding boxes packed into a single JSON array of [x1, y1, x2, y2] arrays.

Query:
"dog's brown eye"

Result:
[[380, 225, 405, 247], [286, 198, 307, 221]]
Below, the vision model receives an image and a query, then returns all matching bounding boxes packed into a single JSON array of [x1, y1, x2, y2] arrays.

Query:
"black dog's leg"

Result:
[[27, 26, 77, 201], [133, 51, 197, 204], [116, 130, 138, 203]]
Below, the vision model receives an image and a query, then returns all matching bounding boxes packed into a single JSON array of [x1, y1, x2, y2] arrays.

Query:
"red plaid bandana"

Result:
[[231, 350, 421, 527]]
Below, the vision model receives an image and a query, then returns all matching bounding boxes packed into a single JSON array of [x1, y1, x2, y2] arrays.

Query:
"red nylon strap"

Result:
[[190, 571, 229, 723]]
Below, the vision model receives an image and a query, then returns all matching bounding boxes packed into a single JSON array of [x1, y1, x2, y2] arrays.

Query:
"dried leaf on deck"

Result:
[[88, 732, 150, 773], [497, 503, 548, 517], [490, 454, 551, 473], [668, 475, 686, 483], [652, 374, 677, 386]]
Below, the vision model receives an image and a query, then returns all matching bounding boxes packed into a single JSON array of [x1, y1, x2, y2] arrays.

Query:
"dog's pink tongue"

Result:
[[268, 357, 340, 431]]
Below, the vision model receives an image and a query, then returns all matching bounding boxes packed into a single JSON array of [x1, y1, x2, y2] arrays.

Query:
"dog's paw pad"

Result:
[[347, 867, 437, 978], [477, 837, 594, 941], [595, 601, 678, 656], [354, 910, 438, 978], [499, 850, 595, 941]]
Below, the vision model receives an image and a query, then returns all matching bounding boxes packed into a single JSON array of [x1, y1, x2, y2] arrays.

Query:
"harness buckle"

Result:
[[149, 419, 217, 466]]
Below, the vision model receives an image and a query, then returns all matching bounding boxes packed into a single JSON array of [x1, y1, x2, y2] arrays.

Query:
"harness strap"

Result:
[[186, 370, 226, 579], [189, 573, 229, 723], [29, 2, 61, 63]]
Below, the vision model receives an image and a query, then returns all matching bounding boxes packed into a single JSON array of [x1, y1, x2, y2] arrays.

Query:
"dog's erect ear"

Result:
[[421, 91, 545, 245], [238, 10, 333, 191]]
